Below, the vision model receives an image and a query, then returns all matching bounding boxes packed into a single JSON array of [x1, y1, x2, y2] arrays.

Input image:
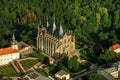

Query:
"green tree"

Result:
[[89, 73, 103, 80], [117, 53, 120, 60], [77, 78, 82, 80], [68, 56, 79, 72], [61, 53, 69, 67], [99, 49, 116, 63], [42, 57, 50, 65], [113, 9, 120, 29], [0, 74, 3, 79], [0, 0, 120, 54]]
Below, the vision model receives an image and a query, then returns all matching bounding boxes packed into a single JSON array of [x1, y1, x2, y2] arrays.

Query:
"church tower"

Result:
[[11, 34, 18, 49]]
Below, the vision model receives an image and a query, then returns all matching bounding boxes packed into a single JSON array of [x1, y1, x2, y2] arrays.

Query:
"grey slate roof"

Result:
[[54, 24, 64, 38], [46, 17, 49, 28], [47, 21, 65, 39], [48, 22, 56, 34]]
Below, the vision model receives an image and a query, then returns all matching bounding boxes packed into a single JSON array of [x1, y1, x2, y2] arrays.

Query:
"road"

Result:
[[70, 65, 104, 80], [70, 69, 97, 80]]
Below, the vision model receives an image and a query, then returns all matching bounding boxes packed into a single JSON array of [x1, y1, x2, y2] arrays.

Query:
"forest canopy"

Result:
[[0, 0, 120, 48]]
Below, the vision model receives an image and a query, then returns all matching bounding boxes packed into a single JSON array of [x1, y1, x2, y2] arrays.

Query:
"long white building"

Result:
[[0, 48, 19, 65], [0, 34, 20, 65]]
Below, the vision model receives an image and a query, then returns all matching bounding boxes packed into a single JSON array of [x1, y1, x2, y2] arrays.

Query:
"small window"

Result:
[[67, 51, 68, 55], [64, 40, 66, 43]]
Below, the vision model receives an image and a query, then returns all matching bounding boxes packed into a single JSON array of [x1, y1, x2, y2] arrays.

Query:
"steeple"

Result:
[[59, 24, 64, 37], [54, 23, 64, 39], [52, 15, 56, 33], [12, 34, 17, 45], [47, 16, 49, 28], [12, 34, 15, 41], [11, 34, 18, 49]]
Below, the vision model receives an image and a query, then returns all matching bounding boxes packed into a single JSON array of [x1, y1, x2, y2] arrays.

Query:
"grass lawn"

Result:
[[0, 64, 16, 76], [25, 51, 45, 59], [20, 59, 39, 70]]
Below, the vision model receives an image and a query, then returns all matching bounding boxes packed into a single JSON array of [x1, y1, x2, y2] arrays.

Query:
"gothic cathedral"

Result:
[[37, 18, 75, 58]]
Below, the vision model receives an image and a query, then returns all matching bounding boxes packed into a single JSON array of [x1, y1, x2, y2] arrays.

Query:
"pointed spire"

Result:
[[11, 34, 18, 49], [12, 34, 17, 45], [52, 15, 56, 33], [47, 16, 49, 28], [12, 34, 15, 41], [59, 24, 64, 37]]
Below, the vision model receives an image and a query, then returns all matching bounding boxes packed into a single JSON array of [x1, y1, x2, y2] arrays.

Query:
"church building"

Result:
[[0, 34, 20, 65], [37, 17, 75, 58]]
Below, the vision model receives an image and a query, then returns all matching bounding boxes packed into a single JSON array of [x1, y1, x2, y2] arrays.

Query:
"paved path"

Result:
[[78, 45, 88, 52], [16, 60, 26, 73], [11, 57, 40, 73], [11, 61, 20, 73]]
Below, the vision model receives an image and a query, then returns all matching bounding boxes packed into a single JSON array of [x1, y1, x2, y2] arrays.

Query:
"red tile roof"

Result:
[[112, 44, 120, 50], [0, 48, 19, 56]]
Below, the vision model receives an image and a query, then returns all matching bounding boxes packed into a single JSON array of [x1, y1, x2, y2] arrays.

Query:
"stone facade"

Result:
[[37, 18, 75, 58]]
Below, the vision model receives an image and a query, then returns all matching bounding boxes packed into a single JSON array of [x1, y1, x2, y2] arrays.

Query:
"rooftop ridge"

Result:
[[0, 47, 19, 56], [112, 44, 120, 50]]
